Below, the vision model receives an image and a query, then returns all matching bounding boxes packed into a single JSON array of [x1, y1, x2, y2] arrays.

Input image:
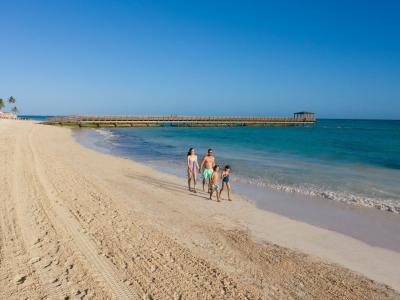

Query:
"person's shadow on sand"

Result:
[[126, 173, 214, 201]]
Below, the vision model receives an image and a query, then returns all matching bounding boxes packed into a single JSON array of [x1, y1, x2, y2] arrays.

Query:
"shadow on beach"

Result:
[[125, 173, 217, 202]]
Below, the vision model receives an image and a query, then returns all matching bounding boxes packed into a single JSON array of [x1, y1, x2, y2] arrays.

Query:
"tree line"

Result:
[[0, 96, 19, 114]]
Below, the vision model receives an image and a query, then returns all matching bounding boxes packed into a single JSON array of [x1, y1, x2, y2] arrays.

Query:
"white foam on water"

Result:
[[241, 177, 400, 214], [94, 129, 122, 146], [95, 128, 115, 140], [152, 158, 400, 214]]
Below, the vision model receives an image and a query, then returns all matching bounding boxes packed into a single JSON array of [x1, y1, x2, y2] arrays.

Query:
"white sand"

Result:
[[0, 119, 399, 299]]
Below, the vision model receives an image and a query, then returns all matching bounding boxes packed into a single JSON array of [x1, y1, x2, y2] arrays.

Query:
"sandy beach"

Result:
[[1, 119, 399, 300]]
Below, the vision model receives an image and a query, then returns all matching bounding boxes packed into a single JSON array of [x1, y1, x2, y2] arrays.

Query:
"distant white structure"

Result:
[[0, 111, 17, 119]]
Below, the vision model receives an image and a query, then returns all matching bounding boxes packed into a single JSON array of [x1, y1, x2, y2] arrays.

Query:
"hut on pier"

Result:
[[293, 111, 315, 120]]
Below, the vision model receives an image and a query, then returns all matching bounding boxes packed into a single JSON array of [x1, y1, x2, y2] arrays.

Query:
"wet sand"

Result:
[[1, 119, 399, 299], [73, 127, 400, 253], [239, 183, 400, 252]]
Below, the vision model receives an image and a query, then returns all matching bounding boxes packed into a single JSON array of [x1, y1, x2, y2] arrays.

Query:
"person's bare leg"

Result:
[[216, 188, 220, 202], [209, 189, 213, 200], [193, 173, 198, 193], [227, 182, 232, 201], [187, 171, 192, 191], [187, 178, 191, 191], [203, 178, 206, 192], [219, 183, 225, 199]]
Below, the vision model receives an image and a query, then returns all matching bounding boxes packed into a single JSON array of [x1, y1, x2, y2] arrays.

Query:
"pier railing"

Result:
[[44, 115, 316, 127]]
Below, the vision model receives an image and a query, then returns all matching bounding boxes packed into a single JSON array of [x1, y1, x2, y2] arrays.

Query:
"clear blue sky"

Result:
[[0, 0, 399, 119]]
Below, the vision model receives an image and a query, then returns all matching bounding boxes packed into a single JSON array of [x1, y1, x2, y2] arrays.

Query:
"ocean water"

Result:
[[19, 115, 53, 121], [73, 119, 400, 213]]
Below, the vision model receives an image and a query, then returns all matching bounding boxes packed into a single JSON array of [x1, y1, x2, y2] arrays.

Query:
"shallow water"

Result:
[[19, 115, 53, 121], [73, 119, 400, 213]]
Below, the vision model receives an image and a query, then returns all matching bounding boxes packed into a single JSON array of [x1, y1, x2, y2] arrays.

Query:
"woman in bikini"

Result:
[[187, 148, 200, 193]]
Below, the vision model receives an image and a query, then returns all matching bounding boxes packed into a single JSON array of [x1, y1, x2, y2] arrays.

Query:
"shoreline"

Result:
[[74, 127, 400, 253], [75, 126, 400, 215], [70, 124, 400, 290], [1, 119, 400, 299]]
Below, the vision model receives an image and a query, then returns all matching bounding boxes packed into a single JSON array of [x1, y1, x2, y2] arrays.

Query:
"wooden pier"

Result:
[[43, 112, 316, 128]]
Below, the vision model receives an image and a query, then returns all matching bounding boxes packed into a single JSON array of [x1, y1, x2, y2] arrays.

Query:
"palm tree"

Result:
[[11, 106, 19, 114], [0, 98, 4, 111], [8, 96, 16, 105]]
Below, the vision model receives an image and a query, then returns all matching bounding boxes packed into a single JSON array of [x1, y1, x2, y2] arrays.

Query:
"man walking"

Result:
[[200, 148, 216, 192]]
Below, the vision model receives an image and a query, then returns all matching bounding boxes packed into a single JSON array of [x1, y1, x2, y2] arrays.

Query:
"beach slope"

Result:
[[0, 120, 399, 299]]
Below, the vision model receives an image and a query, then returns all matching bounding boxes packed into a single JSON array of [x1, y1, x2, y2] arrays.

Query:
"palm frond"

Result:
[[8, 96, 16, 104]]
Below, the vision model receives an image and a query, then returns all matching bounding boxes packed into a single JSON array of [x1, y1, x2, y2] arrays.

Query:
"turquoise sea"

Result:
[[72, 119, 400, 213], [20, 115, 53, 121]]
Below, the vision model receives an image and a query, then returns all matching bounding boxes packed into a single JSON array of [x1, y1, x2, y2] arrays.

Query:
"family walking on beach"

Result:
[[187, 148, 232, 202]]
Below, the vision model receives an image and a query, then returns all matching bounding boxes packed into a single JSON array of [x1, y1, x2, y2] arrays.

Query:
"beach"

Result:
[[74, 120, 400, 215], [1, 119, 399, 299]]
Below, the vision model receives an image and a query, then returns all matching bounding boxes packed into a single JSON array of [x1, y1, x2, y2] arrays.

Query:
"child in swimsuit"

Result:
[[187, 148, 200, 192], [209, 165, 220, 202], [220, 165, 232, 201]]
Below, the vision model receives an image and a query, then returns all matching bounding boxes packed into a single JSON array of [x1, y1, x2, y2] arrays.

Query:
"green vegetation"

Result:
[[8, 96, 16, 104], [11, 106, 19, 114], [0, 96, 19, 114]]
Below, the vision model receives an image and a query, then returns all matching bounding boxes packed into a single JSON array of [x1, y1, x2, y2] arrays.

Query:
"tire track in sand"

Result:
[[12, 128, 112, 299], [0, 129, 45, 299], [26, 129, 139, 299], [12, 129, 68, 299]]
